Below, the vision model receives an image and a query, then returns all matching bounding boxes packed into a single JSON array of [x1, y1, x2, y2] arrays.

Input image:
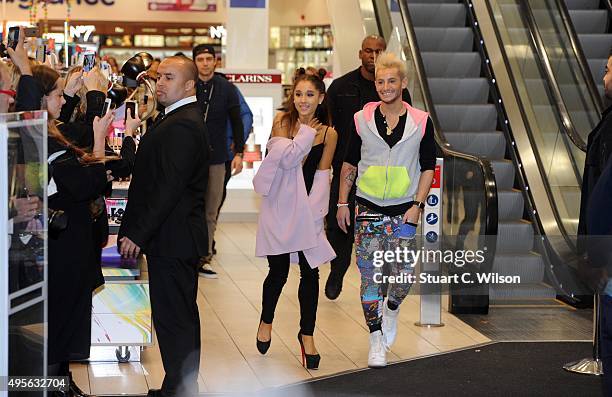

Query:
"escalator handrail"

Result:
[[519, 0, 588, 153], [554, 0, 605, 114], [395, 0, 499, 240]]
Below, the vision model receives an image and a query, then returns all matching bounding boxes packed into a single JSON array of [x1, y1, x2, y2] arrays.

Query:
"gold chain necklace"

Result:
[[380, 108, 406, 136]]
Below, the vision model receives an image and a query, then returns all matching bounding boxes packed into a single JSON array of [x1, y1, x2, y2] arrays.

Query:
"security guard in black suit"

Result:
[[119, 56, 210, 397]]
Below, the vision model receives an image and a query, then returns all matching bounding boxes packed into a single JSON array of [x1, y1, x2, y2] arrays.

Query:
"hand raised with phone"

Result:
[[63, 69, 84, 97], [83, 66, 109, 93], [124, 108, 141, 136], [6, 27, 32, 76], [93, 109, 114, 143]]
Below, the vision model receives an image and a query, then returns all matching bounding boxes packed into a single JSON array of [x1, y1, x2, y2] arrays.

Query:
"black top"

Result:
[[344, 113, 436, 216], [586, 155, 612, 268], [196, 74, 244, 164], [579, 105, 612, 245], [324, 67, 412, 171], [302, 127, 329, 194], [119, 101, 211, 258]]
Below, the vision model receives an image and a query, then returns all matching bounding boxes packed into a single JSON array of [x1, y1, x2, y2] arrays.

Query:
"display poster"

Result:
[[91, 283, 152, 345], [148, 0, 217, 11], [105, 197, 127, 227]]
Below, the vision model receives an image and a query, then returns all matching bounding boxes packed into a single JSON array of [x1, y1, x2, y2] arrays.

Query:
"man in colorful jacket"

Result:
[[336, 52, 435, 368]]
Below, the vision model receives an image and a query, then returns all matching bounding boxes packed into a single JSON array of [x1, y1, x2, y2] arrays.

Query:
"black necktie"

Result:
[[149, 110, 165, 130]]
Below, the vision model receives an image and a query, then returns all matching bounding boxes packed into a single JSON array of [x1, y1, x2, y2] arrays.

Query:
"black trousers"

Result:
[[147, 256, 200, 397], [262, 252, 319, 335], [325, 169, 356, 281]]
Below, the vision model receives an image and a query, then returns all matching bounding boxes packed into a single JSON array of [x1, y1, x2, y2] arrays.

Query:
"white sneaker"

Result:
[[198, 263, 218, 279], [382, 297, 400, 349], [368, 330, 387, 368]]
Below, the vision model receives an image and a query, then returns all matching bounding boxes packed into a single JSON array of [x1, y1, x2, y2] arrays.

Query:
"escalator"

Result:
[[403, 0, 555, 303], [364, 0, 598, 311], [564, 0, 611, 100]]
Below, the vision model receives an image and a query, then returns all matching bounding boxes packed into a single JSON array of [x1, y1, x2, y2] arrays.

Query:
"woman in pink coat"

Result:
[[253, 71, 337, 369]]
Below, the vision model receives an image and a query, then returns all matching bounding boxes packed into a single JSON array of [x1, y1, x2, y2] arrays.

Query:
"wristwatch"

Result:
[[412, 200, 426, 210]]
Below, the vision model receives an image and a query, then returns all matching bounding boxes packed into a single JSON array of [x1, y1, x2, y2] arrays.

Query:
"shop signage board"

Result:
[[148, 0, 217, 11], [224, 73, 282, 84], [9, 0, 116, 9]]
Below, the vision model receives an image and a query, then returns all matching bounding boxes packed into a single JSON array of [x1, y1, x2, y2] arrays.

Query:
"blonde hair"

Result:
[[6, 62, 21, 91], [375, 52, 407, 80]]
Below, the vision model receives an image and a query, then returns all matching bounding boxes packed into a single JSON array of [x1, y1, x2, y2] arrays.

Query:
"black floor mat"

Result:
[[268, 342, 603, 397]]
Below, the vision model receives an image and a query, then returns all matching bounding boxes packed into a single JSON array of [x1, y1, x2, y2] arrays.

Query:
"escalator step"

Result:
[[435, 104, 498, 132], [490, 160, 515, 190], [422, 52, 482, 77], [498, 189, 524, 222], [428, 77, 489, 104], [497, 221, 534, 252], [492, 252, 545, 284], [568, 10, 608, 34], [490, 283, 557, 301], [407, 3, 466, 28], [444, 130, 506, 159], [564, 0, 599, 10], [414, 27, 474, 52], [578, 34, 612, 59]]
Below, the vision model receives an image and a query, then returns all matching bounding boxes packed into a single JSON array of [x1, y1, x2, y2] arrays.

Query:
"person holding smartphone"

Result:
[[336, 52, 435, 368]]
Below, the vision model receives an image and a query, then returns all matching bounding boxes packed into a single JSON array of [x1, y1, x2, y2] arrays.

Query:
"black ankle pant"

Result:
[[261, 252, 319, 335]]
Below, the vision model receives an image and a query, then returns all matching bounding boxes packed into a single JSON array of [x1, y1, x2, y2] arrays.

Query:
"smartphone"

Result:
[[399, 222, 418, 239], [83, 51, 96, 72], [24, 27, 40, 37], [36, 44, 46, 63], [101, 98, 112, 117], [100, 60, 111, 78], [124, 100, 137, 121], [7, 27, 19, 50]]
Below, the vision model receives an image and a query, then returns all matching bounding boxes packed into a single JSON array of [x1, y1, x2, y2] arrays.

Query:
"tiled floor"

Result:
[[72, 223, 490, 395]]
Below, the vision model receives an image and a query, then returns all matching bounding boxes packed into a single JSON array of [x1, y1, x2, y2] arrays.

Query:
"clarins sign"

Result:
[[225, 73, 281, 84], [8, 0, 116, 10]]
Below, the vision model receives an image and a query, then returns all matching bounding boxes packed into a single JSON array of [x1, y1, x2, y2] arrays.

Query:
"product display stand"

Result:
[[89, 180, 152, 363]]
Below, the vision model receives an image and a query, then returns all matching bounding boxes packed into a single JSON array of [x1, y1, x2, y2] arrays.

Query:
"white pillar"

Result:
[[225, 0, 269, 69], [327, 0, 367, 77]]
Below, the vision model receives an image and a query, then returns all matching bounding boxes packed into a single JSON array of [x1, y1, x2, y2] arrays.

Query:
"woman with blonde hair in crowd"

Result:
[[254, 70, 337, 369]]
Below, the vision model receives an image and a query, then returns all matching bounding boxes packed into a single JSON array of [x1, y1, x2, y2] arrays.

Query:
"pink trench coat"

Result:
[[253, 124, 336, 268]]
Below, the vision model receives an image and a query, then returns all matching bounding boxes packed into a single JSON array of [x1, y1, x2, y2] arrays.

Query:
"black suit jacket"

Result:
[[578, 106, 612, 252], [119, 101, 210, 258]]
